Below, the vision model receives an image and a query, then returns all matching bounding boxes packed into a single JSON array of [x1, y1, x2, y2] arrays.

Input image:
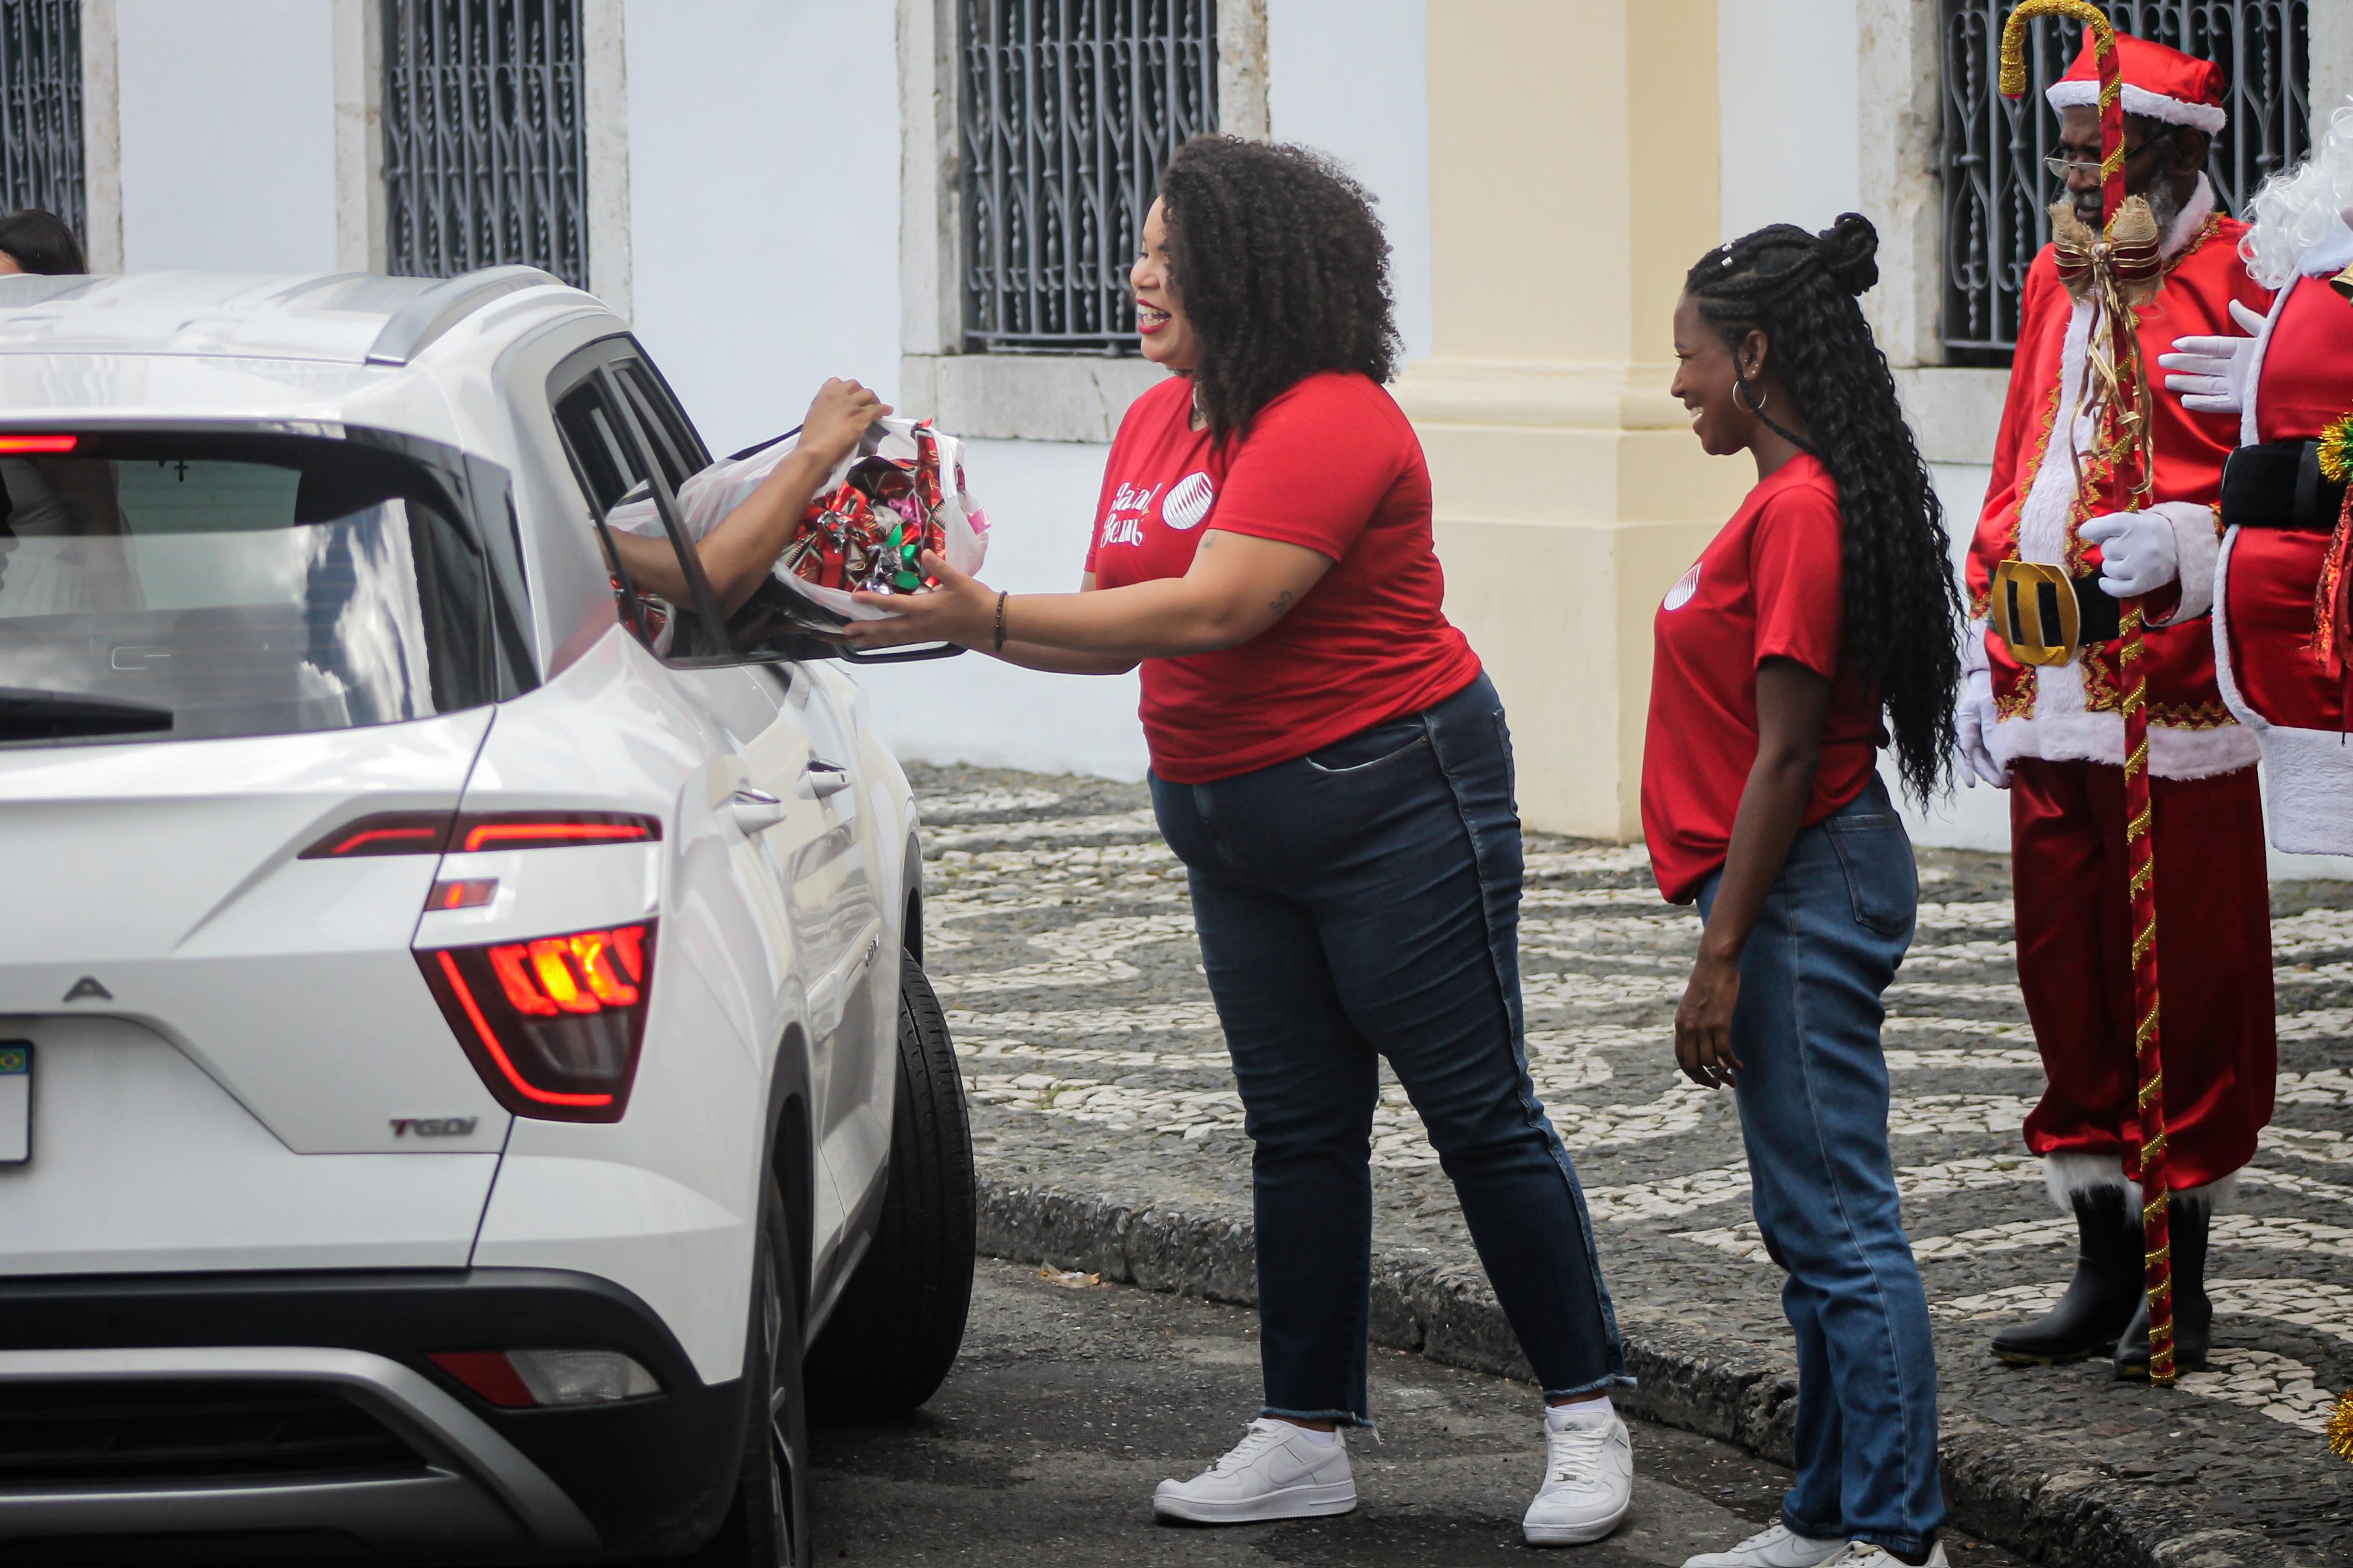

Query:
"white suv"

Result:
[[0, 267, 975, 1566]]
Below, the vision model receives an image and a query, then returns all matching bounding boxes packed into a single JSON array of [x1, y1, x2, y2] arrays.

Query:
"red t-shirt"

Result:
[[1085, 371, 1482, 783], [1642, 453, 1881, 904]]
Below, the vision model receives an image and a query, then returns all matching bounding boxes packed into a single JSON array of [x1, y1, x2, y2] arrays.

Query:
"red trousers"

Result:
[[2009, 757, 2276, 1191]]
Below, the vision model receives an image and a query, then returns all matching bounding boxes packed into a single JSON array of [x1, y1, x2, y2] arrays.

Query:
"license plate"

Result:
[[0, 1042, 28, 1164]]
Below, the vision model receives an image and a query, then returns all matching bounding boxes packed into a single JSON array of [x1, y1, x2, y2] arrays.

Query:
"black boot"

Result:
[[1990, 1187, 2143, 1365], [2114, 1196, 2213, 1378]]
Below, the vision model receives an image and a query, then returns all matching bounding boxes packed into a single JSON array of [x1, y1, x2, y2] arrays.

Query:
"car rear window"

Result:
[[0, 430, 519, 748]]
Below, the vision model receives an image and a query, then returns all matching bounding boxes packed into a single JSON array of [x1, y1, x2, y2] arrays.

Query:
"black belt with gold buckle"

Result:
[[1990, 560, 2122, 666]]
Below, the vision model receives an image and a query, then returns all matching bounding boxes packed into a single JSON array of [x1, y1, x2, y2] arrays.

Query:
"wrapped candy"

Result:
[[605, 415, 988, 624]]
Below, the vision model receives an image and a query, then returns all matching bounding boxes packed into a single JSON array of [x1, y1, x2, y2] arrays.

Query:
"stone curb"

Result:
[[977, 1176, 2302, 1568]]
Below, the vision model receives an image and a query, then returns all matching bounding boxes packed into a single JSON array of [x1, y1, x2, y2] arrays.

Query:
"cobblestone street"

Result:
[[910, 767, 2353, 1566]]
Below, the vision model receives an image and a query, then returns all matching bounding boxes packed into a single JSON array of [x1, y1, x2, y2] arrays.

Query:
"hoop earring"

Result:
[[1734, 376, 1769, 415]]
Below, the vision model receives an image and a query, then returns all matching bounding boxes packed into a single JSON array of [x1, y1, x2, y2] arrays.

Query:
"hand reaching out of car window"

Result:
[[797, 379, 891, 472], [605, 377, 891, 617]]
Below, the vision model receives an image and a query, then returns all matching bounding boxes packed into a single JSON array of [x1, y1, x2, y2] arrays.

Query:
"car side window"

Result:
[[550, 371, 704, 658], [613, 360, 709, 494], [553, 379, 649, 516]]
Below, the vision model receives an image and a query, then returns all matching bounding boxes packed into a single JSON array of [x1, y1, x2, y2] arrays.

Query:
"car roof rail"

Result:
[[365, 265, 566, 367]]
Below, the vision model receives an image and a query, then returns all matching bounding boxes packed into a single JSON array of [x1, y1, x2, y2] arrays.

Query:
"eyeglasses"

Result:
[[2045, 127, 2178, 182]]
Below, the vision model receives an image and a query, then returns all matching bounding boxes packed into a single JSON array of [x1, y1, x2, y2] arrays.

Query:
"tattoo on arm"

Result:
[[1268, 589, 1294, 615]]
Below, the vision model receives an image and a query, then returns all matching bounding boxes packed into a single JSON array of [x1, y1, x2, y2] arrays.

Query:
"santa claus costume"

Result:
[[1959, 32, 2276, 1377], [2165, 105, 2353, 851]]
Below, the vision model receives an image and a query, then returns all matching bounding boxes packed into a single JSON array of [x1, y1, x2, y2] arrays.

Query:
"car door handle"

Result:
[[728, 787, 788, 833], [798, 757, 852, 800]]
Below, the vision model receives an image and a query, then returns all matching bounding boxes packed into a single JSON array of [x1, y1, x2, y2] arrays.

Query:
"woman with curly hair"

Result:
[[1651, 216, 1958, 1568], [846, 136, 1631, 1545]]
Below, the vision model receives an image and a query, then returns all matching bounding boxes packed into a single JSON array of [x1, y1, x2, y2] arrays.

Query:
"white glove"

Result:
[[2159, 298, 2267, 415], [2080, 509, 2180, 598], [1954, 624, 2009, 789]]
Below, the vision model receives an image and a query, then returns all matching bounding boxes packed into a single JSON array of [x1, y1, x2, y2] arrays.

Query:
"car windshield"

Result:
[[0, 430, 510, 747]]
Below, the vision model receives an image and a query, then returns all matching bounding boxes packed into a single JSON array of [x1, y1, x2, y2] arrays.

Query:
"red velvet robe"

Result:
[[1971, 180, 2277, 1192], [1967, 182, 2269, 779]]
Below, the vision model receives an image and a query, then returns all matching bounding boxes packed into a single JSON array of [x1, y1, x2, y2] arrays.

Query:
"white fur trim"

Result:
[[2045, 78, 2227, 135], [2046, 1151, 2130, 1211], [2122, 1170, 2242, 1220], [2212, 529, 2353, 853], [2164, 174, 2219, 260], [2240, 277, 2295, 449], [2254, 723, 2353, 854], [2212, 527, 2259, 727], [2147, 500, 2221, 623], [1992, 706, 2259, 777]]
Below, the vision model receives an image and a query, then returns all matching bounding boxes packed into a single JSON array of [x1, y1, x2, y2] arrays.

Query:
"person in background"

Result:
[[1960, 31, 2274, 1380], [1651, 215, 1957, 1568], [0, 209, 85, 275], [2158, 105, 2353, 852], [841, 135, 1632, 1548]]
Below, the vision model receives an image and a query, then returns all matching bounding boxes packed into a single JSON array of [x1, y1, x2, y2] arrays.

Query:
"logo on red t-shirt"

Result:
[[1100, 481, 1160, 550], [1163, 471, 1216, 530], [1663, 561, 1702, 611]]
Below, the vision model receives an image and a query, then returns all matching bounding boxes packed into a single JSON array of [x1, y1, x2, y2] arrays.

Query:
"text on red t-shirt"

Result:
[[1084, 371, 1481, 783]]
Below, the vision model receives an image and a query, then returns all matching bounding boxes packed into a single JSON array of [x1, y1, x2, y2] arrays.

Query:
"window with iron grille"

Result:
[[961, 0, 1218, 356], [1938, 1, 2308, 364], [0, 0, 81, 248], [383, 0, 588, 288]]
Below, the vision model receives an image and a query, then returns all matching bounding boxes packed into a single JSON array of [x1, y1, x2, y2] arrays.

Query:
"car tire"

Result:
[[805, 953, 976, 1419], [688, 1173, 811, 1568]]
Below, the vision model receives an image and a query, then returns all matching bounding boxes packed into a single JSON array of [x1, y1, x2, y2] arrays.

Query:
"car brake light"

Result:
[[429, 1349, 661, 1408], [300, 812, 453, 858], [0, 434, 76, 453], [416, 922, 655, 1122], [302, 811, 661, 860], [458, 813, 660, 853]]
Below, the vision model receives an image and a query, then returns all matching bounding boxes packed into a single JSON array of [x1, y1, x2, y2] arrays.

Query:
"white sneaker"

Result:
[[1818, 1543, 1949, 1568], [1681, 1523, 1850, 1568], [1522, 1406, 1634, 1545], [1152, 1418, 1357, 1524]]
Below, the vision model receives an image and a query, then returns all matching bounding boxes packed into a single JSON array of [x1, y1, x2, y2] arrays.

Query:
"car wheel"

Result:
[[805, 953, 976, 1419], [690, 1173, 811, 1567]]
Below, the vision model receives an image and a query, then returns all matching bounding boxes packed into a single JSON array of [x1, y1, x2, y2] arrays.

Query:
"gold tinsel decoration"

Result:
[[2317, 412, 2353, 486], [2332, 1389, 2353, 1463]]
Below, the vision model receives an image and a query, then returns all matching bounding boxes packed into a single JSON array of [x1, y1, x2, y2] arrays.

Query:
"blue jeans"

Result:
[[1149, 672, 1625, 1427], [1697, 777, 1943, 1554]]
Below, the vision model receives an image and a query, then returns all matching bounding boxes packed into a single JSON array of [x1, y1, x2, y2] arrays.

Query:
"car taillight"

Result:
[[0, 434, 76, 453], [299, 812, 452, 859], [455, 814, 660, 853], [301, 811, 660, 859], [416, 922, 655, 1122]]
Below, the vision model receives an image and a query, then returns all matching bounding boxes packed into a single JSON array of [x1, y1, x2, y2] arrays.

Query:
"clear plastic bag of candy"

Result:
[[605, 416, 990, 624]]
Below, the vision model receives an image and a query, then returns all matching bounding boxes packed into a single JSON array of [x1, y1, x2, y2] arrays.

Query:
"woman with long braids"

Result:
[[845, 136, 1632, 1545], [1651, 215, 1958, 1568]]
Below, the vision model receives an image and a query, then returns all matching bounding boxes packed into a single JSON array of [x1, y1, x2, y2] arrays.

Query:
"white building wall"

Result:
[[1266, 0, 1434, 362], [116, 0, 339, 272], [620, 0, 902, 455], [1716, 0, 1860, 242]]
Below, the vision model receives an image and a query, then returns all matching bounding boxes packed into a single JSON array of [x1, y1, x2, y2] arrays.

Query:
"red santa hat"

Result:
[[2044, 28, 2227, 135]]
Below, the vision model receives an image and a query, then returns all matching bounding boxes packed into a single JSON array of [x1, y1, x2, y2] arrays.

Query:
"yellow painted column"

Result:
[[1399, 0, 1749, 840]]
